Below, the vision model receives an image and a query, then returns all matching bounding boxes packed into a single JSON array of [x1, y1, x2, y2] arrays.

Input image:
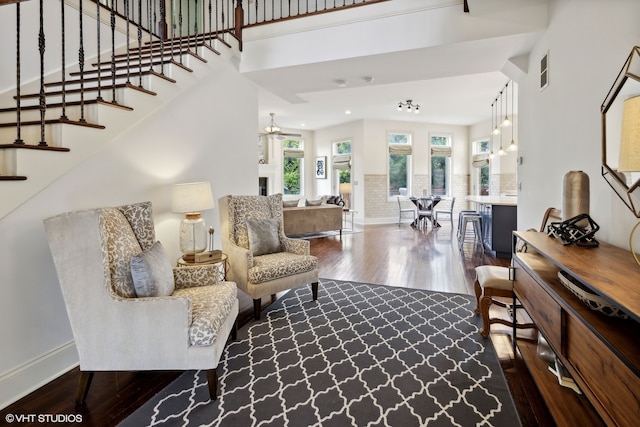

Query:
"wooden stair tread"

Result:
[[0, 99, 134, 114], [92, 49, 207, 66], [0, 143, 70, 152], [0, 118, 105, 129], [69, 59, 193, 76], [15, 83, 157, 100], [0, 176, 27, 180], [113, 42, 220, 59], [44, 70, 176, 87]]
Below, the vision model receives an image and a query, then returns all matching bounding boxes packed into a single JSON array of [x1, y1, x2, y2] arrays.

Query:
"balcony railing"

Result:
[[99, 0, 389, 38]]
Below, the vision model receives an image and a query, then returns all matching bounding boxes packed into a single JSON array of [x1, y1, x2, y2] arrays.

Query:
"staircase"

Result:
[[0, 0, 385, 220], [0, 0, 242, 220]]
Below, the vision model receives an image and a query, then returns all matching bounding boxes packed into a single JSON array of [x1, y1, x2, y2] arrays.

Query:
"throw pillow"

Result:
[[283, 199, 299, 208], [130, 241, 175, 297], [246, 218, 281, 256], [306, 199, 322, 206]]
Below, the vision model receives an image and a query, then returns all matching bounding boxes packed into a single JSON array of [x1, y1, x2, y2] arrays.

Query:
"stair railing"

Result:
[[1, 0, 384, 179]]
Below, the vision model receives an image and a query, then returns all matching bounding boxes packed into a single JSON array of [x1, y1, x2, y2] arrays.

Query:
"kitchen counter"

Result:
[[465, 195, 517, 206], [465, 195, 518, 258]]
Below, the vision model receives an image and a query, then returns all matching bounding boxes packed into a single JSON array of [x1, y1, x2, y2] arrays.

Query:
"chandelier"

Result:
[[397, 100, 420, 114]]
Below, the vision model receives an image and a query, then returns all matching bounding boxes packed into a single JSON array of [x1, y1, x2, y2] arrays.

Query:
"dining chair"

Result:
[[397, 196, 416, 225], [434, 197, 456, 227], [417, 197, 434, 230]]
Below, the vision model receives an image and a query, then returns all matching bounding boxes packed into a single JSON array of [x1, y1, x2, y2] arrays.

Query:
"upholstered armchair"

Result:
[[219, 194, 319, 320], [43, 202, 238, 404]]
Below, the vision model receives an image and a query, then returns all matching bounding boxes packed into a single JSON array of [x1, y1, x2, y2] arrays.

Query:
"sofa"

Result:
[[283, 204, 343, 236]]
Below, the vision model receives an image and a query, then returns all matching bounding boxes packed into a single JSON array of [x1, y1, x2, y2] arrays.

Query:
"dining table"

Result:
[[409, 196, 442, 228]]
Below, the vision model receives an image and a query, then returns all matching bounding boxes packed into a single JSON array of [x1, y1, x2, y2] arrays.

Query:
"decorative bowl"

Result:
[[557, 271, 628, 319]]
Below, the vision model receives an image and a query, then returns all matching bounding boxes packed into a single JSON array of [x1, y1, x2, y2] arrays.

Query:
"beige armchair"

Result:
[[43, 202, 238, 404], [219, 194, 319, 320]]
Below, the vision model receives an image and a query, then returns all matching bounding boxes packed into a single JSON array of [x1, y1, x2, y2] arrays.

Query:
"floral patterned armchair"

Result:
[[219, 194, 319, 320], [44, 202, 238, 404]]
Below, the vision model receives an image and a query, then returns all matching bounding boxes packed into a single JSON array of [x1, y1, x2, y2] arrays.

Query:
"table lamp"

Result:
[[339, 182, 352, 209], [171, 182, 214, 262]]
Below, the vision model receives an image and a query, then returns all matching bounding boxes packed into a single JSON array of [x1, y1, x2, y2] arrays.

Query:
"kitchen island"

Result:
[[466, 196, 517, 258]]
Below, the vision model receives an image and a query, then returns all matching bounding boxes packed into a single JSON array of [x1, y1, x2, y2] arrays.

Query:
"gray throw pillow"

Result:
[[246, 218, 281, 256], [283, 199, 299, 208], [306, 199, 322, 206], [130, 241, 175, 297]]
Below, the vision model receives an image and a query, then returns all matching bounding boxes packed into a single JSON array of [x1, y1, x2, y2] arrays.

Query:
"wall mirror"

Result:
[[601, 46, 640, 218]]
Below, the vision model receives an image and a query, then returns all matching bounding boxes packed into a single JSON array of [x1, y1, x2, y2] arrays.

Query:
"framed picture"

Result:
[[315, 156, 327, 179]]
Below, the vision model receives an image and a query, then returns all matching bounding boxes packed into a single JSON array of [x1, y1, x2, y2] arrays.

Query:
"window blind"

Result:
[[389, 144, 412, 155], [430, 146, 452, 157], [472, 153, 490, 168], [283, 149, 304, 158], [333, 154, 351, 169]]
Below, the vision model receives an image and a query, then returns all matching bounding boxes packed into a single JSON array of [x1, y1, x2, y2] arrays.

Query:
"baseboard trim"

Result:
[[0, 341, 78, 410]]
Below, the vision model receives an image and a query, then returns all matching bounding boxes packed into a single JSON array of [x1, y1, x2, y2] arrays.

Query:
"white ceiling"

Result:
[[242, 0, 547, 133]]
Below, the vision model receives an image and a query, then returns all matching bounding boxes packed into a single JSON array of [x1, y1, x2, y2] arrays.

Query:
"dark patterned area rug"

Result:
[[120, 279, 521, 427]]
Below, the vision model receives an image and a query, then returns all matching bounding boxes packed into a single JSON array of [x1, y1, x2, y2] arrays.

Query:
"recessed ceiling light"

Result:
[[345, 110, 352, 115], [335, 79, 347, 88], [300, 123, 306, 127], [363, 76, 374, 83]]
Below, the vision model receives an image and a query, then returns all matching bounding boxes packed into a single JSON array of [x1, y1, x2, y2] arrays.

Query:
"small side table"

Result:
[[343, 209, 356, 231], [177, 253, 228, 281]]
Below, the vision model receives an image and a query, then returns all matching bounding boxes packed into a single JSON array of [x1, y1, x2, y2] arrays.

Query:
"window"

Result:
[[472, 140, 491, 195], [283, 139, 304, 196], [333, 140, 352, 207], [430, 135, 451, 196], [388, 132, 412, 197]]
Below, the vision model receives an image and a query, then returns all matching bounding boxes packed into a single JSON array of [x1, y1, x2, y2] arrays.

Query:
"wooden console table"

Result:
[[512, 231, 640, 427]]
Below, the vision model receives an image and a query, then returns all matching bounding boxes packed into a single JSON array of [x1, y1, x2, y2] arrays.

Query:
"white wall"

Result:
[[0, 59, 258, 408], [517, 0, 640, 248]]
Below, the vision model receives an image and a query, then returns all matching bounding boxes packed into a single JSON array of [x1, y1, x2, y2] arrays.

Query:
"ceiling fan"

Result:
[[259, 113, 302, 139]]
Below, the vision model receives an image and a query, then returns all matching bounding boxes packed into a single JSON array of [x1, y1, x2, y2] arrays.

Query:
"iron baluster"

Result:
[[220, 0, 224, 28], [178, 0, 183, 63], [78, 0, 86, 123], [208, 0, 212, 47], [148, 0, 153, 72], [170, 0, 175, 60], [194, 0, 198, 53], [38, 0, 47, 145], [125, 0, 131, 84], [60, 0, 69, 118], [138, 0, 143, 87], [96, 0, 102, 101], [159, 0, 165, 76], [187, 0, 191, 52], [14, 2, 23, 144], [110, 0, 117, 103]]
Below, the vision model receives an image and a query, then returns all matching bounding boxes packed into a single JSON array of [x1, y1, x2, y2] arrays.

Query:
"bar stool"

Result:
[[457, 209, 478, 238], [458, 212, 483, 250], [474, 266, 534, 337]]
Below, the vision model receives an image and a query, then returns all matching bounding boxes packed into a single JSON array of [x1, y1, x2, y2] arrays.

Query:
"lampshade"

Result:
[[171, 182, 214, 262], [619, 95, 640, 172], [171, 182, 214, 213], [339, 182, 352, 194]]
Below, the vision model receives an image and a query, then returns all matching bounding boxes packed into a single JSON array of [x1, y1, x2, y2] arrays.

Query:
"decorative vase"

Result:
[[562, 170, 590, 225]]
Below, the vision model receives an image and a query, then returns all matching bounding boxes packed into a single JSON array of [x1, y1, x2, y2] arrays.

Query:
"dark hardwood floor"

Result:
[[1, 222, 552, 426]]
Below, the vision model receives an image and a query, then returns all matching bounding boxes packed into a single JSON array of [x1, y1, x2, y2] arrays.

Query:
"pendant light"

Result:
[[489, 102, 495, 160], [501, 81, 512, 128], [498, 90, 506, 156], [508, 81, 518, 151]]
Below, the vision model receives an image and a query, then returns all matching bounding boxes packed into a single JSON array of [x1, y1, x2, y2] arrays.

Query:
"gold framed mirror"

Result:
[[601, 46, 640, 218]]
